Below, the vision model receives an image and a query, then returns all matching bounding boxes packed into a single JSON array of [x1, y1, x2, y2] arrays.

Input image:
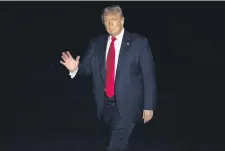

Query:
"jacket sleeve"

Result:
[[139, 38, 157, 110], [76, 39, 95, 76]]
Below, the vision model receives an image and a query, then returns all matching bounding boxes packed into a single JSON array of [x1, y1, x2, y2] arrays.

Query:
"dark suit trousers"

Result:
[[102, 94, 136, 151]]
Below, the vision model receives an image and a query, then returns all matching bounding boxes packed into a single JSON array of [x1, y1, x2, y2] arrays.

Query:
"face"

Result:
[[103, 12, 124, 37]]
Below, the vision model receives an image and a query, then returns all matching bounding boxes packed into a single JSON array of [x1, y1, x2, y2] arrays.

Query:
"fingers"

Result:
[[66, 51, 73, 58], [61, 52, 69, 61], [60, 60, 65, 65], [61, 51, 77, 62], [62, 51, 73, 59], [60, 51, 70, 65], [75, 56, 80, 61], [143, 111, 153, 124], [144, 116, 152, 124], [61, 51, 79, 60], [60, 51, 79, 66], [144, 118, 148, 124]]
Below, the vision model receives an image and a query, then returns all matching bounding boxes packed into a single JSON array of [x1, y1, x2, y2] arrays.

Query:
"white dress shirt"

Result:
[[69, 28, 124, 78]]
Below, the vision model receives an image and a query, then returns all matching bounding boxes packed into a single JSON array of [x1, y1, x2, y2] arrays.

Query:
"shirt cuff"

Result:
[[69, 68, 78, 78]]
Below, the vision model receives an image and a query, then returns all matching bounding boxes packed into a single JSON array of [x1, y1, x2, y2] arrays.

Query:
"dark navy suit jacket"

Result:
[[77, 30, 157, 122]]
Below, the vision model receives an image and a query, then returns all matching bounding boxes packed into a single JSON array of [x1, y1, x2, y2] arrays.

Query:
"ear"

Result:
[[121, 17, 125, 25]]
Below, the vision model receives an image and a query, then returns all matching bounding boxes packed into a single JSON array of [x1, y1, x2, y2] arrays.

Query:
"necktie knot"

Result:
[[111, 36, 116, 42]]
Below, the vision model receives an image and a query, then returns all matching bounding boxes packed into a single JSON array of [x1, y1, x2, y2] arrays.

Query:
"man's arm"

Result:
[[69, 40, 94, 79], [139, 38, 157, 110]]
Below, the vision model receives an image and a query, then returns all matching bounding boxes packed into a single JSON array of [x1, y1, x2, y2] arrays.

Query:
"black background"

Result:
[[1, 1, 224, 151]]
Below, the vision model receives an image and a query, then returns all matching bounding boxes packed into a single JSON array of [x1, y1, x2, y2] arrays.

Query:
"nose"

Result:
[[108, 20, 113, 28]]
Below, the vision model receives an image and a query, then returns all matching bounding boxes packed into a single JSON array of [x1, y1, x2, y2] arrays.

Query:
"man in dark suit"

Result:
[[60, 5, 157, 151]]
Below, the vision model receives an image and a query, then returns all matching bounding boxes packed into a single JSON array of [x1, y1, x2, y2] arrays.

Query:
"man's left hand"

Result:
[[142, 110, 153, 123]]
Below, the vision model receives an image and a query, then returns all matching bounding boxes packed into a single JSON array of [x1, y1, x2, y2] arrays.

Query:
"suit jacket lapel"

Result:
[[115, 30, 132, 84], [99, 34, 108, 84]]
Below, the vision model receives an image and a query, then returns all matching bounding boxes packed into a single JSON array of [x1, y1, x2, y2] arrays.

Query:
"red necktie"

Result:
[[105, 37, 116, 98]]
